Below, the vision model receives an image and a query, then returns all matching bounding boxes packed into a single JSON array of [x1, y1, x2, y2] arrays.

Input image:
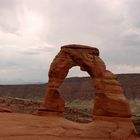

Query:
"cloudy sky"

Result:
[[0, 0, 140, 84]]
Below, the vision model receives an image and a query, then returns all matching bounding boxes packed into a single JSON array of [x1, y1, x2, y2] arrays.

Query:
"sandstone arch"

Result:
[[39, 44, 131, 118]]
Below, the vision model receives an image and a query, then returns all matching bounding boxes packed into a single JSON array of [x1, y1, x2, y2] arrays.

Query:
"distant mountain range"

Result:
[[0, 74, 139, 101]]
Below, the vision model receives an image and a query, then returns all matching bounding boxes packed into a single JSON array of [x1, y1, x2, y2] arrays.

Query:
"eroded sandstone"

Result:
[[37, 44, 139, 139], [39, 44, 131, 117]]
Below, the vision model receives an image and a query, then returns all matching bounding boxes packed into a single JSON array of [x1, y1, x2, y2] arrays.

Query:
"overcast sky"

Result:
[[0, 0, 140, 84]]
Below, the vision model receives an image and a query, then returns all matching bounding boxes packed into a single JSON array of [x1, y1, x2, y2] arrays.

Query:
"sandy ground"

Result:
[[0, 112, 139, 140]]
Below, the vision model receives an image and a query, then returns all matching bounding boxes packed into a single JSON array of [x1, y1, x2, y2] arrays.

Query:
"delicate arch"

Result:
[[39, 44, 131, 118]]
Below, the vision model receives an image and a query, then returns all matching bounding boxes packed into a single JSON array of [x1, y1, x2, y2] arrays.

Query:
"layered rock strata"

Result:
[[39, 44, 131, 117], [38, 44, 138, 139]]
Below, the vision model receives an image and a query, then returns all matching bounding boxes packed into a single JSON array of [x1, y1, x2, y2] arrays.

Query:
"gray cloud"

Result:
[[32, 44, 56, 52], [40, 0, 124, 45], [0, 60, 19, 68], [123, 34, 140, 47], [18, 45, 56, 56], [19, 51, 40, 55], [0, 0, 140, 84], [0, 0, 20, 33], [124, 0, 140, 28]]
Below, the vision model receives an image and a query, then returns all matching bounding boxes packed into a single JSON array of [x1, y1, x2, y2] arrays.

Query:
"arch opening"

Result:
[[59, 66, 95, 123]]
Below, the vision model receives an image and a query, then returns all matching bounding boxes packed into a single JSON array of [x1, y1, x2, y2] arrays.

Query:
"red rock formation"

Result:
[[39, 44, 131, 116], [37, 44, 138, 139]]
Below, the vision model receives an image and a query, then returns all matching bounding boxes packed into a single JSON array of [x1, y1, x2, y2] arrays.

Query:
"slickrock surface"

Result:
[[0, 112, 139, 140]]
